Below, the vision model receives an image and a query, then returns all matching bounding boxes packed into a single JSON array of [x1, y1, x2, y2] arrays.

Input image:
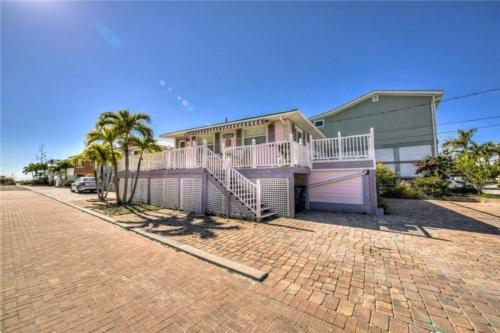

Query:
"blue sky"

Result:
[[1, 1, 499, 178]]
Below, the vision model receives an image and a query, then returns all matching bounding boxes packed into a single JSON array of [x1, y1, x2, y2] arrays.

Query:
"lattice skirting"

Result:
[[131, 178, 148, 203], [253, 178, 290, 217], [207, 181, 226, 215], [180, 178, 202, 213], [118, 178, 132, 202], [150, 178, 179, 209], [164, 178, 179, 209]]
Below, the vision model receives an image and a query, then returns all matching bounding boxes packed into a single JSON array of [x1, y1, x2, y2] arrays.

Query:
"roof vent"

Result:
[[372, 94, 379, 103]]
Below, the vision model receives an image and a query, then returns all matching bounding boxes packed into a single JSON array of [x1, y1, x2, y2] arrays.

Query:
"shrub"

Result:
[[0, 176, 16, 186], [413, 176, 449, 197], [394, 180, 419, 199], [376, 163, 398, 197], [63, 180, 74, 187]]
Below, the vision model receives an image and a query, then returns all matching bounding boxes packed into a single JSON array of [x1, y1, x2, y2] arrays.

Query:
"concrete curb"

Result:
[[29, 189, 268, 282]]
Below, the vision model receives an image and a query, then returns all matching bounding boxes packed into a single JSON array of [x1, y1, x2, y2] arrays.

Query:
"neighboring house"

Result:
[[74, 161, 94, 178], [117, 109, 378, 220], [46, 159, 61, 185], [310, 90, 443, 178]]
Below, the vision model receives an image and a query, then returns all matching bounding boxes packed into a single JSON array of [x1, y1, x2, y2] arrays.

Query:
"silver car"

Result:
[[70, 177, 97, 193]]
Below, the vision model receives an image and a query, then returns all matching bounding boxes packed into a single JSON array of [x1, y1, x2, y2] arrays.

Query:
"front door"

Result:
[[221, 132, 234, 152]]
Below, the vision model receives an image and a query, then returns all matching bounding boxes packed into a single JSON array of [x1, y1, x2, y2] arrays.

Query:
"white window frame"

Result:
[[178, 139, 186, 148], [242, 125, 268, 146], [196, 134, 215, 151], [294, 125, 304, 143], [314, 119, 325, 128]]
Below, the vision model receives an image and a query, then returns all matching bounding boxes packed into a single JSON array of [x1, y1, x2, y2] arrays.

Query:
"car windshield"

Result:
[[82, 177, 95, 182]]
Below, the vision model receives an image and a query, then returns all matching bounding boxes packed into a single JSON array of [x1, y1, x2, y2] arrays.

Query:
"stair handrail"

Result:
[[204, 142, 261, 218]]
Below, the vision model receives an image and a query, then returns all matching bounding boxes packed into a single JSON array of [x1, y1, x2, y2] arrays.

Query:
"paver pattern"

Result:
[[2, 187, 500, 333], [1, 189, 332, 333], [108, 196, 500, 333]]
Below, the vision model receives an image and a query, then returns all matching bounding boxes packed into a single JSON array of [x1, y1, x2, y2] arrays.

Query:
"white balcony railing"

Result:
[[312, 129, 374, 161], [118, 128, 375, 172]]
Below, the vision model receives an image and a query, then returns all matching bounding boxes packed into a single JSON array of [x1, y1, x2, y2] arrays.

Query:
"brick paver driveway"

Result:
[[113, 197, 500, 333], [2, 188, 500, 332], [1, 189, 331, 333]]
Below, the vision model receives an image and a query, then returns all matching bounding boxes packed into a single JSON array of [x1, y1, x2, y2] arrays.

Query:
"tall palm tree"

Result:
[[443, 128, 477, 155], [87, 126, 122, 204], [97, 110, 152, 204], [127, 134, 162, 204]]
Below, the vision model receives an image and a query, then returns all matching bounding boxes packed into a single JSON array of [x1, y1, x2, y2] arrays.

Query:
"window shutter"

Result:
[[236, 129, 242, 146], [267, 123, 275, 142]]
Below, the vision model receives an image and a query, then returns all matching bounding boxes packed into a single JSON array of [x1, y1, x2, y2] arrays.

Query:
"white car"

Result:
[[70, 177, 97, 193]]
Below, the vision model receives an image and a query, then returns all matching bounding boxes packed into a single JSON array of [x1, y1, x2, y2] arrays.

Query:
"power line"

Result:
[[375, 124, 500, 143], [320, 88, 500, 123], [369, 114, 500, 136]]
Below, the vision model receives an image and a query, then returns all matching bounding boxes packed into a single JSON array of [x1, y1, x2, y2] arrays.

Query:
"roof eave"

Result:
[[160, 109, 300, 138], [309, 90, 444, 120]]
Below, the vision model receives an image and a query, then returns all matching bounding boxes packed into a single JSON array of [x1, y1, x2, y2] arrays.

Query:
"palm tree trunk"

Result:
[[93, 169, 104, 202], [98, 165, 105, 201], [127, 151, 143, 204], [103, 167, 112, 199], [109, 145, 121, 205], [122, 146, 130, 203]]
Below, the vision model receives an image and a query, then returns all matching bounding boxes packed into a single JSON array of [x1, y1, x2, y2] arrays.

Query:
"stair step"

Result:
[[260, 211, 278, 220]]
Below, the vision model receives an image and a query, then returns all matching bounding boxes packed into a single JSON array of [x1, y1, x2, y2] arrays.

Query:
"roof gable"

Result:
[[309, 90, 444, 120]]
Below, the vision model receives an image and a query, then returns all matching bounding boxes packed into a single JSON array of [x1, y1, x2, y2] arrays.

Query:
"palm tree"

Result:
[[83, 144, 117, 202], [443, 128, 477, 155], [87, 126, 122, 204], [127, 134, 162, 204], [22, 163, 36, 180], [97, 110, 152, 204]]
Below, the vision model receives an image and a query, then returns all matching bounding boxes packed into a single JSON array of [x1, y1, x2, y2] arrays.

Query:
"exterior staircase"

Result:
[[204, 148, 277, 221]]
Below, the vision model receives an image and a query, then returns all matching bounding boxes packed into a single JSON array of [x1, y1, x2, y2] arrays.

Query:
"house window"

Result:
[[294, 126, 304, 143], [243, 126, 266, 145], [314, 119, 324, 128], [178, 140, 186, 148], [197, 135, 215, 151]]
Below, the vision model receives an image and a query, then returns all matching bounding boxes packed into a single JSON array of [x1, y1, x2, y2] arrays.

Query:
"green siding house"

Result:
[[310, 90, 443, 177]]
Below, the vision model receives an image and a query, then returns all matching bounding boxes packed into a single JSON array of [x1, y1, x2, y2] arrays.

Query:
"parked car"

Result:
[[70, 177, 96, 193], [446, 176, 475, 190]]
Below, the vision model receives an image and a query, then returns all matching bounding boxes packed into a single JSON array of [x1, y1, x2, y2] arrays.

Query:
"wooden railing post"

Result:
[[337, 131, 343, 160], [202, 139, 208, 168], [289, 133, 295, 166], [256, 179, 261, 221], [309, 134, 314, 164], [225, 159, 231, 190], [252, 138, 257, 168], [369, 127, 375, 160]]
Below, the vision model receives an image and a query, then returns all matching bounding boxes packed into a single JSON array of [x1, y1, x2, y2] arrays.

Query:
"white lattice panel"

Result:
[[119, 178, 132, 201], [150, 178, 164, 207], [131, 178, 148, 203], [164, 178, 179, 209], [180, 178, 202, 213], [207, 182, 226, 215], [255, 178, 290, 217]]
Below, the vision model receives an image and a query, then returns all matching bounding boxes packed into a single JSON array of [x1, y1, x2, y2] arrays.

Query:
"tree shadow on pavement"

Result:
[[142, 214, 241, 239]]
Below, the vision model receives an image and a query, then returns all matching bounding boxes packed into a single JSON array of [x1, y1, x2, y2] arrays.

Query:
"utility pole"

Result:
[[35, 144, 47, 163]]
